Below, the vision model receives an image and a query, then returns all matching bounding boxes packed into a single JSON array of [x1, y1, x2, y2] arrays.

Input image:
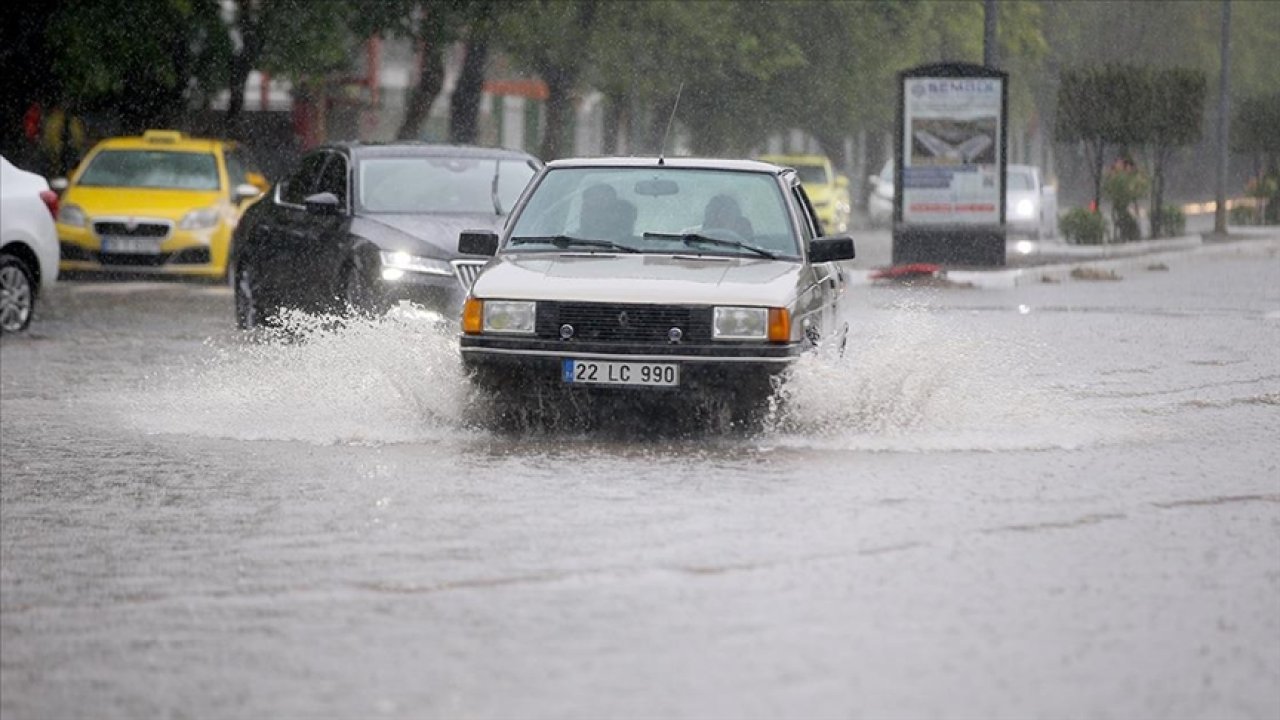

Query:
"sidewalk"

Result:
[[847, 225, 1279, 288], [953, 226, 1280, 288]]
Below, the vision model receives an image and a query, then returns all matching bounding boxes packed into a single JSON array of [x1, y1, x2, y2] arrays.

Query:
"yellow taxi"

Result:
[[757, 154, 852, 233], [55, 130, 268, 279]]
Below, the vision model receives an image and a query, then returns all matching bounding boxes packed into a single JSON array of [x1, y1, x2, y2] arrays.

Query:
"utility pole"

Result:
[[983, 0, 998, 68], [1214, 0, 1232, 235]]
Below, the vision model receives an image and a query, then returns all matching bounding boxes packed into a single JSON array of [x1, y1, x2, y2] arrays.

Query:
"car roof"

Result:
[[93, 132, 229, 153], [325, 142, 538, 162], [544, 156, 786, 174]]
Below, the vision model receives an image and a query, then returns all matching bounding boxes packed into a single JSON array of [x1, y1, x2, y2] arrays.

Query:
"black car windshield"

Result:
[[77, 150, 220, 190], [508, 167, 800, 259], [358, 157, 536, 214]]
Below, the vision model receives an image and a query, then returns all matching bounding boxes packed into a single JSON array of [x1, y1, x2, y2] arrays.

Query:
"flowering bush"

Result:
[[1103, 163, 1149, 241]]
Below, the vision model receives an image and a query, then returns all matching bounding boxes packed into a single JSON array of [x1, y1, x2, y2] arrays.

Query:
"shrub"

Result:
[[1229, 204, 1257, 226], [1060, 208, 1106, 245], [1103, 164, 1149, 241], [1154, 205, 1185, 237]]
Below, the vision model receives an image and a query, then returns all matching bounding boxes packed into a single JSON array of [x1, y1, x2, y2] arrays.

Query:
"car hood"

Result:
[[65, 186, 224, 220], [359, 212, 504, 258], [472, 252, 804, 306]]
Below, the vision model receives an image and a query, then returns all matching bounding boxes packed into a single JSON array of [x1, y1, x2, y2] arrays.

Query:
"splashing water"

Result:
[[125, 305, 469, 445], [120, 299, 1119, 451], [760, 301, 1113, 452]]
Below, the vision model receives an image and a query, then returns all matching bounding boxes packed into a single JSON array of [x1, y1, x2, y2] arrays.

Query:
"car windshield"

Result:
[[77, 150, 220, 190], [793, 165, 830, 186], [507, 167, 799, 259], [1007, 169, 1035, 190], [358, 157, 536, 214]]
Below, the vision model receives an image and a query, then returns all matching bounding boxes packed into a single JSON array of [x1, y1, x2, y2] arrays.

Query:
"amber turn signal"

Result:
[[767, 307, 790, 342], [462, 298, 484, 334]]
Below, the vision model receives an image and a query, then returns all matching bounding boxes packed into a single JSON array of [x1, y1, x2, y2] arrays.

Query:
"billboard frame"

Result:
[[893, 62, 1009, 267]]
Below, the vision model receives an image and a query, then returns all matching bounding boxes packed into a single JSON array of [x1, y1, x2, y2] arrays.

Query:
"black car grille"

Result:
[[536, 302, 712, 343], [94, 221, 171, 238], [98, 252, 170, 267]]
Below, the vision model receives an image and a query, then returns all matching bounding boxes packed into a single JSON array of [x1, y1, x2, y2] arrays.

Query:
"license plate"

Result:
[[101, 237, 161, 254], [562, 359, 679, 387]]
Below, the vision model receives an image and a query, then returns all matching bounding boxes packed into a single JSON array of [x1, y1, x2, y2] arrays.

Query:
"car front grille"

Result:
[[452, 260, 485, 291], [536, 302, 712, 344], [93, 220, 172, 239]]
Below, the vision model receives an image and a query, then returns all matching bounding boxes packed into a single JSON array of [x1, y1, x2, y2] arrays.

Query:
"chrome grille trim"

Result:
[[451, 260, 487, 291]]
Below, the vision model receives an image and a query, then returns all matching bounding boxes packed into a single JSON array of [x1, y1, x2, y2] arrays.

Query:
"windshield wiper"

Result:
[[642, 232, 779, 260], [509, 235, 640, 253]]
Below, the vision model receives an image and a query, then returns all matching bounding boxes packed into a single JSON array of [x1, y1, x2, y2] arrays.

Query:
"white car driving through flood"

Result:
[[456, 157, 855, 418]]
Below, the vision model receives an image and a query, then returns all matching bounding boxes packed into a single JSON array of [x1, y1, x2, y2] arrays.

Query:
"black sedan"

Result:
[[230, 143, 541, 328]]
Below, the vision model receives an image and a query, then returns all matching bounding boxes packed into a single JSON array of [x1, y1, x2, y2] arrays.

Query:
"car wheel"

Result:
[[0, 253, 36, 334], [233, 260, 272, 329], [342, 257, 389, 317]]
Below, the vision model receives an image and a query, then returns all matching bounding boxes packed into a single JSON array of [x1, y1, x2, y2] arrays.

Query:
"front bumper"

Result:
[[58, 223, 230, 278], [461, 336, 800, 396]]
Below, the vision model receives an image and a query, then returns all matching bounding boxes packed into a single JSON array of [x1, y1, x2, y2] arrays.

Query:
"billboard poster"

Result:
[[901, 76, 1003, 226]]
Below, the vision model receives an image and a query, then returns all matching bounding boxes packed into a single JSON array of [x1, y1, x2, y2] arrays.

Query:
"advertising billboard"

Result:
[[901, 75, 1004, 226]]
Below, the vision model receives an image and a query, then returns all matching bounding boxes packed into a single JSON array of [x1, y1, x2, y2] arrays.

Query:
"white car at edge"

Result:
[[1, 155, 60, 333]]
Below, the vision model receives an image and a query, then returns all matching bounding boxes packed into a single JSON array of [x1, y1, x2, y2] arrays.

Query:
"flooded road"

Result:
[[3, 240, 1279, 719]]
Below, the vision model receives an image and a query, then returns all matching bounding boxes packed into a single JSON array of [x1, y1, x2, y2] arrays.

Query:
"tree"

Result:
[[222, 0, 357, 137], [1143, 68, 1206, 237], [499, 0, 600, 160], [448, 1, 504, 144], [1055, 64, 1152, 212]]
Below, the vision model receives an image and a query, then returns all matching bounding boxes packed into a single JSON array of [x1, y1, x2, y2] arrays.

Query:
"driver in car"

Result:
[[578, 183, 636, 241], [701, 194, 753, 239]]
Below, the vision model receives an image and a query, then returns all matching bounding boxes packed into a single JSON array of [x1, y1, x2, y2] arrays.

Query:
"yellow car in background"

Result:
[[55, 130, 268, 279], [758, 154, 851, 233]]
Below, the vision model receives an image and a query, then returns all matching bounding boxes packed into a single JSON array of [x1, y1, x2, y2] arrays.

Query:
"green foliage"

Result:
[[1232, 93, 1280, 156], [1103, 163, 1148, 242], [1154, 205, 1185, 237], [1059, 208, 1106, 245]]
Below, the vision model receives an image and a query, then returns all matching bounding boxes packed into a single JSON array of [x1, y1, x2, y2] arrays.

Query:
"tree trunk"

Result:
[[448, 31, 489, 144], [397, 41, 446, 141], [539, 69, 575, 160], [1151, 148, 1167, 238], [602, 92, 627, 155], [1089, 138, 1106, 216], [224, 2, 261, 138]]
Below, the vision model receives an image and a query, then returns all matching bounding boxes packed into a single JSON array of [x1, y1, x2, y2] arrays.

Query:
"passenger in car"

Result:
[[579, 184, 636, 240], [702, 194, 753, 239]]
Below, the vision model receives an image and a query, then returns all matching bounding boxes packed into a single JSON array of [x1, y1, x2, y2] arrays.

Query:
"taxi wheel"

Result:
[[0, 253, 36, 334]]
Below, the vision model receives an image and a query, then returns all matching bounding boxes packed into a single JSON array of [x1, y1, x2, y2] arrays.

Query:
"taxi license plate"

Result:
[[562, 359, 679, 387], [102, 237, 162, 254]]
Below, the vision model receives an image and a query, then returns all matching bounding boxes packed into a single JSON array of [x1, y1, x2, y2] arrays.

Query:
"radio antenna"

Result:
[[657, 81, 685, 166]]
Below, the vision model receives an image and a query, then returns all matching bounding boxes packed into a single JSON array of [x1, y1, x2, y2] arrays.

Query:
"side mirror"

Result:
[[809, 234, 855, 263], [303, 191, 341, 215], [234, 183, 262, 204], [245, 171, 270, 193], [835, 175, 849, 189], [50, 177, 69, 192], [459, 230, 499, 257]]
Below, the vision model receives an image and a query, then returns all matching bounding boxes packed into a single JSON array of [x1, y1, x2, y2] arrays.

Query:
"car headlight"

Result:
[[58, 203, 86, 227], [179, 207, 220, 230], [379, 250, 452, 280], [1013, 198, 1036, 219], [713, 306, 768, 340], [481, 300, 536, 334]]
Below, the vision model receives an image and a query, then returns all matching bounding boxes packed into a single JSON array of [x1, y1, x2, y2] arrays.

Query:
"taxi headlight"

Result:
[[482, 300, 536, 334], [58, 203, 86, 227], [1013, 198, 1036, 219], [178, 207, 220, 230], [379, 250, 452, 279], [713, 306, 768, 340]]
